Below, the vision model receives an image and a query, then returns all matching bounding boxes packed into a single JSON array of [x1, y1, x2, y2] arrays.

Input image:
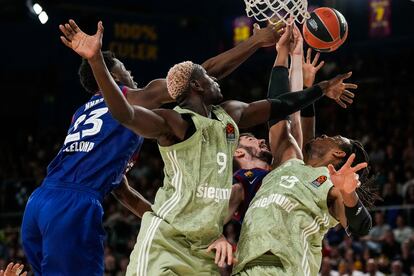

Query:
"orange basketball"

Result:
[[303, 7, 348, 52]]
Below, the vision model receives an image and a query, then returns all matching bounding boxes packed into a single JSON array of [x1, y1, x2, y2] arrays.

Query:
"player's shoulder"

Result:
[[273, 158, 305, 170]]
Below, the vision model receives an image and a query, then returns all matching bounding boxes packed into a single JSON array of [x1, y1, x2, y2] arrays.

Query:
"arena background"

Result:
[[1, 0, 414, 275]]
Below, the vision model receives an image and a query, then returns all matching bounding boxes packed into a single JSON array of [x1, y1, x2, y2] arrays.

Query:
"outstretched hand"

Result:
[[0, 262, 27, 276], [206, 235, 236, 268], [318, 72, 357, 108], [252, 21, 285, 48], [328, 153, 368, 194], [276, 19, 293, 53], [303, 48, 324, 88], [59, 19, 104, 60]]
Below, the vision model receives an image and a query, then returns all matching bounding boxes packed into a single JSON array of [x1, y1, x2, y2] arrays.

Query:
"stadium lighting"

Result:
[[38, 11, 48, 24], [32, 3, 42, 15]]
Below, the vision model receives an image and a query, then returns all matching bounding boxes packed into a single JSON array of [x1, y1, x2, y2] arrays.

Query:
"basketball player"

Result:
[[21, 20, 284, 276], [59, 19, 355, 275], [232, 25, 372, 276], [229, 25, 329, 224]]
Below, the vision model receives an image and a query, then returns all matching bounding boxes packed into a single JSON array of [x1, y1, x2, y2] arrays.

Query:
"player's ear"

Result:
[[332, 150, 346, 159], [110, 72, 120, 82], [234, 148, 245, 158], [189, 80, 203, 93]]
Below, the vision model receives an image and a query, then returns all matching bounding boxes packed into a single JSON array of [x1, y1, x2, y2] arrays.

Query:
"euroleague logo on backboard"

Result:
[[226, 123, 236, 141]]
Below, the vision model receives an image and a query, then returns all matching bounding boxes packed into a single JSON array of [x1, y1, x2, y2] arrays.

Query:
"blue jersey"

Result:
[[233, 168, 269, 223], [45, 90, 143, 196]]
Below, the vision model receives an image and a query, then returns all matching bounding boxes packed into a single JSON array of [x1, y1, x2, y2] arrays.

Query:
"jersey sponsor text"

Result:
[[196, 184, 231, 203], [250, 193, 298, 213]]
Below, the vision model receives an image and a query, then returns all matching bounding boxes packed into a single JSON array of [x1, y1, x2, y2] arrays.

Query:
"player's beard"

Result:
[[239, 145, 273, 165], [257, 150, 273, 165]]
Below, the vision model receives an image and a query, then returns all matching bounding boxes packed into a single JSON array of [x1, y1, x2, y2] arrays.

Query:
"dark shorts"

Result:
[[21, 182, 105, 276]]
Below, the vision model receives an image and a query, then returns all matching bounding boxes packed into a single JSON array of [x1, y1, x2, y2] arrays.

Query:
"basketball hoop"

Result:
[[244, 0, 310, 25]]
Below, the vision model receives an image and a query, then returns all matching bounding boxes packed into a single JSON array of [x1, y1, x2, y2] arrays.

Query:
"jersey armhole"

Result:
[[181, 114, 196, 140]]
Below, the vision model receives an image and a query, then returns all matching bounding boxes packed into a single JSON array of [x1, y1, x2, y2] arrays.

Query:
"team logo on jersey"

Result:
[[311, 175, 327, 188], [244, 170, 254, 178], [226, 123, 236, 141]]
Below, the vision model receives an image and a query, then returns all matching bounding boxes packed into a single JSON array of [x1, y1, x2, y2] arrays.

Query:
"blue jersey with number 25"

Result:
[[45, 91, 143, 196]]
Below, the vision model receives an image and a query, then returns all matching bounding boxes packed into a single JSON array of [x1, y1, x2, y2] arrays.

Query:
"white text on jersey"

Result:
[[63, 141, 95, 153], [250, 193, 298, 213], [196, 184, 231, 203], [84, 98, 104, 111]]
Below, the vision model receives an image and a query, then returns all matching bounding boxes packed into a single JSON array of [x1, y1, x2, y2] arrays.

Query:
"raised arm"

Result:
[[266, 23, 305, 166], [287, 24, 304, 148], [202, 22, 284, 80], [221, 71, 356, 130], [119, 23, 285, 108], [112, 176, 152, 218], [60, 20, 189, 143], [300, 48, 322, 147]]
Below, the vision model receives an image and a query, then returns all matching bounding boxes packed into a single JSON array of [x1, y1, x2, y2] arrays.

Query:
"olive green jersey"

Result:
[[152, 105, 239, 248], [234, 159, 338, 276]]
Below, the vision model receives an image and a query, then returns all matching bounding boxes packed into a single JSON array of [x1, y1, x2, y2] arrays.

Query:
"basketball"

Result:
[[303, 7, 348, 52]]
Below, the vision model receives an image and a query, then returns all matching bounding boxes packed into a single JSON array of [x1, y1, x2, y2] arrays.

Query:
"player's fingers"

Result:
[[214, 246, 221, 264], [274, 20, 285, 31], [315, 60, 325, 71], [344, 153, 356, 168], [336, 99, 348, 109], [96, 21, 104, 39], [352, 162, 368, 173], [344, 83, 358, 90], [5, 263, 13, 271], [206, 243, 214, 253], [253, 23, 260, 35], [60, 36, 72, 48], [16, 264, 25, 274], [65, 23, 75, 36], [285, 22, 293, 34], [69, 19, 81, 33], [11, 263, 18, 271], [59, 24, 72, 39], [327, 164, 337, 175], [22, 272, 28, 276], [312, 52, 320, 66], [340, 95, 353, 105], [306, 48, 312, 63], [342, 90, 355, 98], [219, 243, 227, 267], [227, 243, 233, 265], [340, 71, 352, 81]]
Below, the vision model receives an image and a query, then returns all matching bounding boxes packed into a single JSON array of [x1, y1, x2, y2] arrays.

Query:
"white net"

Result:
[[244, 0, 310, 25]]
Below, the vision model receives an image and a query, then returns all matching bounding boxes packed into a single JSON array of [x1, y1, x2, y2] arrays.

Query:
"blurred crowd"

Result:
[[1, 48, 414, 275]]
